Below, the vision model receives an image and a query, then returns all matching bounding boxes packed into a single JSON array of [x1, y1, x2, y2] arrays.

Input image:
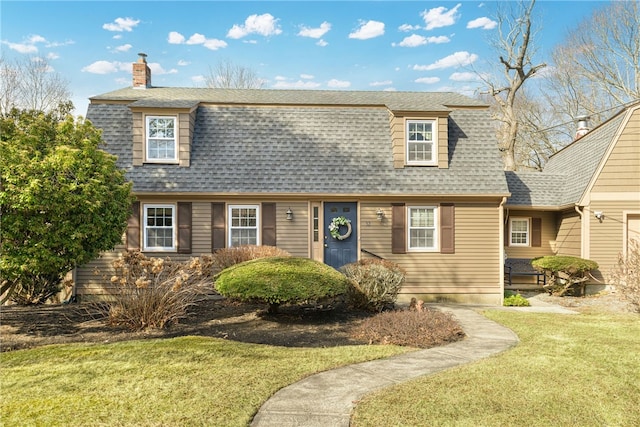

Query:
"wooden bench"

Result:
[[504, 258, 546, 287]]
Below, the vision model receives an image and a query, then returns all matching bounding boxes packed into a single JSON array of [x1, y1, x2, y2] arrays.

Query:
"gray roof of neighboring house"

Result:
[[90, 87, 488, 112], [506, 109, 627, 207], [87, 88, 508, 196]]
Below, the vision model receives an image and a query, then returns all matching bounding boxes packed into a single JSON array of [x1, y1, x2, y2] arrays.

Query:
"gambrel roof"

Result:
[[88, 88, 509, 197]]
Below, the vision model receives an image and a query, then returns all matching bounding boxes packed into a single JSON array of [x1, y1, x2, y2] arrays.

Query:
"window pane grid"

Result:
[[144, 205, 174, 250], [406, 121, 435, 164], [147, 117, 176, 160], [229, 206, 258, 247], [510, 219, 529, 245], [408, 207, 436, 250]]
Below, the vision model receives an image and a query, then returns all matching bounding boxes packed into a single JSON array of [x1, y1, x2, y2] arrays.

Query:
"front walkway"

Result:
[[251, 306, 522, 427]]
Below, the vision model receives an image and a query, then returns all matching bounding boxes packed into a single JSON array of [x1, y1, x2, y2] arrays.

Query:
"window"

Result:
[[510, 218, 529, 246], [406, 120, 436, 165], [146, 116, 177, 162], [228, 205, 259, 247], [143, 204, 175, 251], [408, 206, 438, 250]]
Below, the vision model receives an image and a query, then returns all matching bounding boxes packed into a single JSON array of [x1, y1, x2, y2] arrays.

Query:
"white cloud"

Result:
[[398, 24, 421, 32], [421, 4, 461, 30], [427, 35, 450, 44], [396, 34, 427, 47], [148, 63, 178, 75], [192, 75, 206, 84], [413, 51, 478, 70], [168, 31, 227, 50], [467, 17, 497, 30], [177, 60, 190, 66], [27, 34, 46, 44], [272, 79, 321, 89], [227, 13, 282, 39], [327, 79, 351, 88], [114, 44, 132, 52], [369, 80, 393, 87], [168, 31, 186, 44], [316, 39, 328, 47], [449, 72, 482, 81], [113, 34, 123, 40], [383, 87, 397, 92], [300, 74, 314, 79], [47, 52, 60, 60], [298, 21, 331, 38], [81, 60, 128, 74], [3, 41, 39, 53], [415, 77, 440, 84], [102, 17, 140, 32], [348, 20, 385, 40]]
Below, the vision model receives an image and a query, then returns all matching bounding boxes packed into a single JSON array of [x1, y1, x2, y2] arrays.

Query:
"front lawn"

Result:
[[352, 311, 640, 426], [1, 336, 408, 426]]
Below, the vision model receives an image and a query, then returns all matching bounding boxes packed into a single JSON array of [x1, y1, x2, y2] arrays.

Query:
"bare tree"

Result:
[[481, 0, 546, 171], [205, 59, 264, 89], [0, 56, 71, 114], [545, 0, 639, 129]]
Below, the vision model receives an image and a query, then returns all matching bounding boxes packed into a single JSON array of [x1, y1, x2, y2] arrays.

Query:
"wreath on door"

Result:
[[329, 216, 352, 240]]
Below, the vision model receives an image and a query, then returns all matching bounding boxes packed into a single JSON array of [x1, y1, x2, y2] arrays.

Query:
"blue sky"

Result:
[[1, 1, 610, 115]]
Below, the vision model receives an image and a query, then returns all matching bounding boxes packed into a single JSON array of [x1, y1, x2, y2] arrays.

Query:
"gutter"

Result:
[[575, 204, 585, 259], [499, 196, 507, 305]]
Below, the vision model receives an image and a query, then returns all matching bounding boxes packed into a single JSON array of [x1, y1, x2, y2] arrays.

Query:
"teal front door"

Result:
[[324, 202, 357, 269]]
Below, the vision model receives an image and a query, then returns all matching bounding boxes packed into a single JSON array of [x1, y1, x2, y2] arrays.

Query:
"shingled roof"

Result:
[[87, 88, 508, 197], [506, 108, 627, 208]]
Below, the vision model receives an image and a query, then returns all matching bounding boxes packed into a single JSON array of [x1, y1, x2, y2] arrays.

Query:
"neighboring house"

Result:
[[505, 101, 640, 288], [75, 54, 639, 304], [76, 54, 510, 305]]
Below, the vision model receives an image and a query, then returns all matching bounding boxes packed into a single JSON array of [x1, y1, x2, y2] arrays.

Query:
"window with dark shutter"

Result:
[[392, 203, 406, 254], [262, 203, 276, 246], [211, 202, 225, 252], [126, 201, 140, 250], [177, 202, 192, 254], [440, 203, 455, 254]]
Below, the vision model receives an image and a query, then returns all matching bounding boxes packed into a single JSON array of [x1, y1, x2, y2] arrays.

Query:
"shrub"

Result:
[[532, 255, 599, 296], [608, 240, 640, 313], [210, 245, 290, 272], [214, 257, 351, 313], [503, 291, 530, 307], [341, 259, 405, 312], [349, 308, 465, 348], [98, 251, 215, 331]]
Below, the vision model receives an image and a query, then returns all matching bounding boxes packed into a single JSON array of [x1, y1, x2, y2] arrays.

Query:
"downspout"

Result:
[[574, 204, 586, 259], [499, 197, 508, 306]]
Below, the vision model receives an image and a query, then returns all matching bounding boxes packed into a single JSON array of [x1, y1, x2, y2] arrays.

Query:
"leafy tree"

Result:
[[0, 107, 133, 304]]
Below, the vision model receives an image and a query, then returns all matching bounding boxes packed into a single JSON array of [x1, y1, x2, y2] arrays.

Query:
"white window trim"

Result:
[[405, 119, 437, 166], [145, 115, 178, 163], [407, 206, 438, 252], [143, 203, 176, 251], [509, 217, 530, 247], [228, 204, 260, 247]]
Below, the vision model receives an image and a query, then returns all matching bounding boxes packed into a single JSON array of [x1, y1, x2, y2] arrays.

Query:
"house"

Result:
[[75, 54, 510, 305], [75, 54, 639, 304], [504, 101, 640, 289]]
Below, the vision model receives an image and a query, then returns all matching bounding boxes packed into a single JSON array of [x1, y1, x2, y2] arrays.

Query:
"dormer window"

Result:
[[146, 116, 177, 162], [406, 119, 437, 166]]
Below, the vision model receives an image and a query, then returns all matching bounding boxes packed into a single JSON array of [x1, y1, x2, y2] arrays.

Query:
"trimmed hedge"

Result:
[[214, 257, 351, 313], [531, 256, 598, 274]]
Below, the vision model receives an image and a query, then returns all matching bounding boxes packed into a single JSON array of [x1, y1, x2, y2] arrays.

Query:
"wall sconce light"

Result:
[[594, 211, 604, 222], [376, 208, 385, 222], [286, 207, 293, 221]]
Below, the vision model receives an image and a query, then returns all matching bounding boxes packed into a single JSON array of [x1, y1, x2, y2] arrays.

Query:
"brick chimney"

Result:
[[575, 115, 590, 140], [132, 53, 151, 89]]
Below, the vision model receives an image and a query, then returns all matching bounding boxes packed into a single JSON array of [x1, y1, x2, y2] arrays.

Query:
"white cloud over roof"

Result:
[[421, 4, 461, 30], [415, 76, 440, 84], [168, 31, 227, 51], [227, 13, 282, 39], [102, 17, 140, 32], [413, 51, 478, 71], [467, 17, 497, 30], [327, 79, 351, 88], [348, 20, 385, 40], [298, 21, 331, 38]]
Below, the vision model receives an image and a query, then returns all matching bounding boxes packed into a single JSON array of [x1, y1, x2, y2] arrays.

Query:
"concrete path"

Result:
[[251, 306, 522, 427]]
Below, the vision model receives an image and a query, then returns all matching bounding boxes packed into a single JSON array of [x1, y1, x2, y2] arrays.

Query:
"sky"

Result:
[[1, 1, 612, 116]]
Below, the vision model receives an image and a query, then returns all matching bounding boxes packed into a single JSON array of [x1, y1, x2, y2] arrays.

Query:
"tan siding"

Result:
[[437, 117, 449, 169], [505, 210, 556, 258], [75, 245, 124, 298], [555, 210, 581, 257], [361, 202, 502, 298], [192, 202, 212, 253], [589, 201, 631, 274], [132, 112, 143, 166], [591, 108, 640, 193], [178, 112, 191, 167], [390, 114, 449, 169], [275, 202, 309, 257]]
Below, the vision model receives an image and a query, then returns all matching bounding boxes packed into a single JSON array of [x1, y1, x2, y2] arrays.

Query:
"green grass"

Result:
[[1, 336, 408, 426], [352, 311, 640, 426]]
